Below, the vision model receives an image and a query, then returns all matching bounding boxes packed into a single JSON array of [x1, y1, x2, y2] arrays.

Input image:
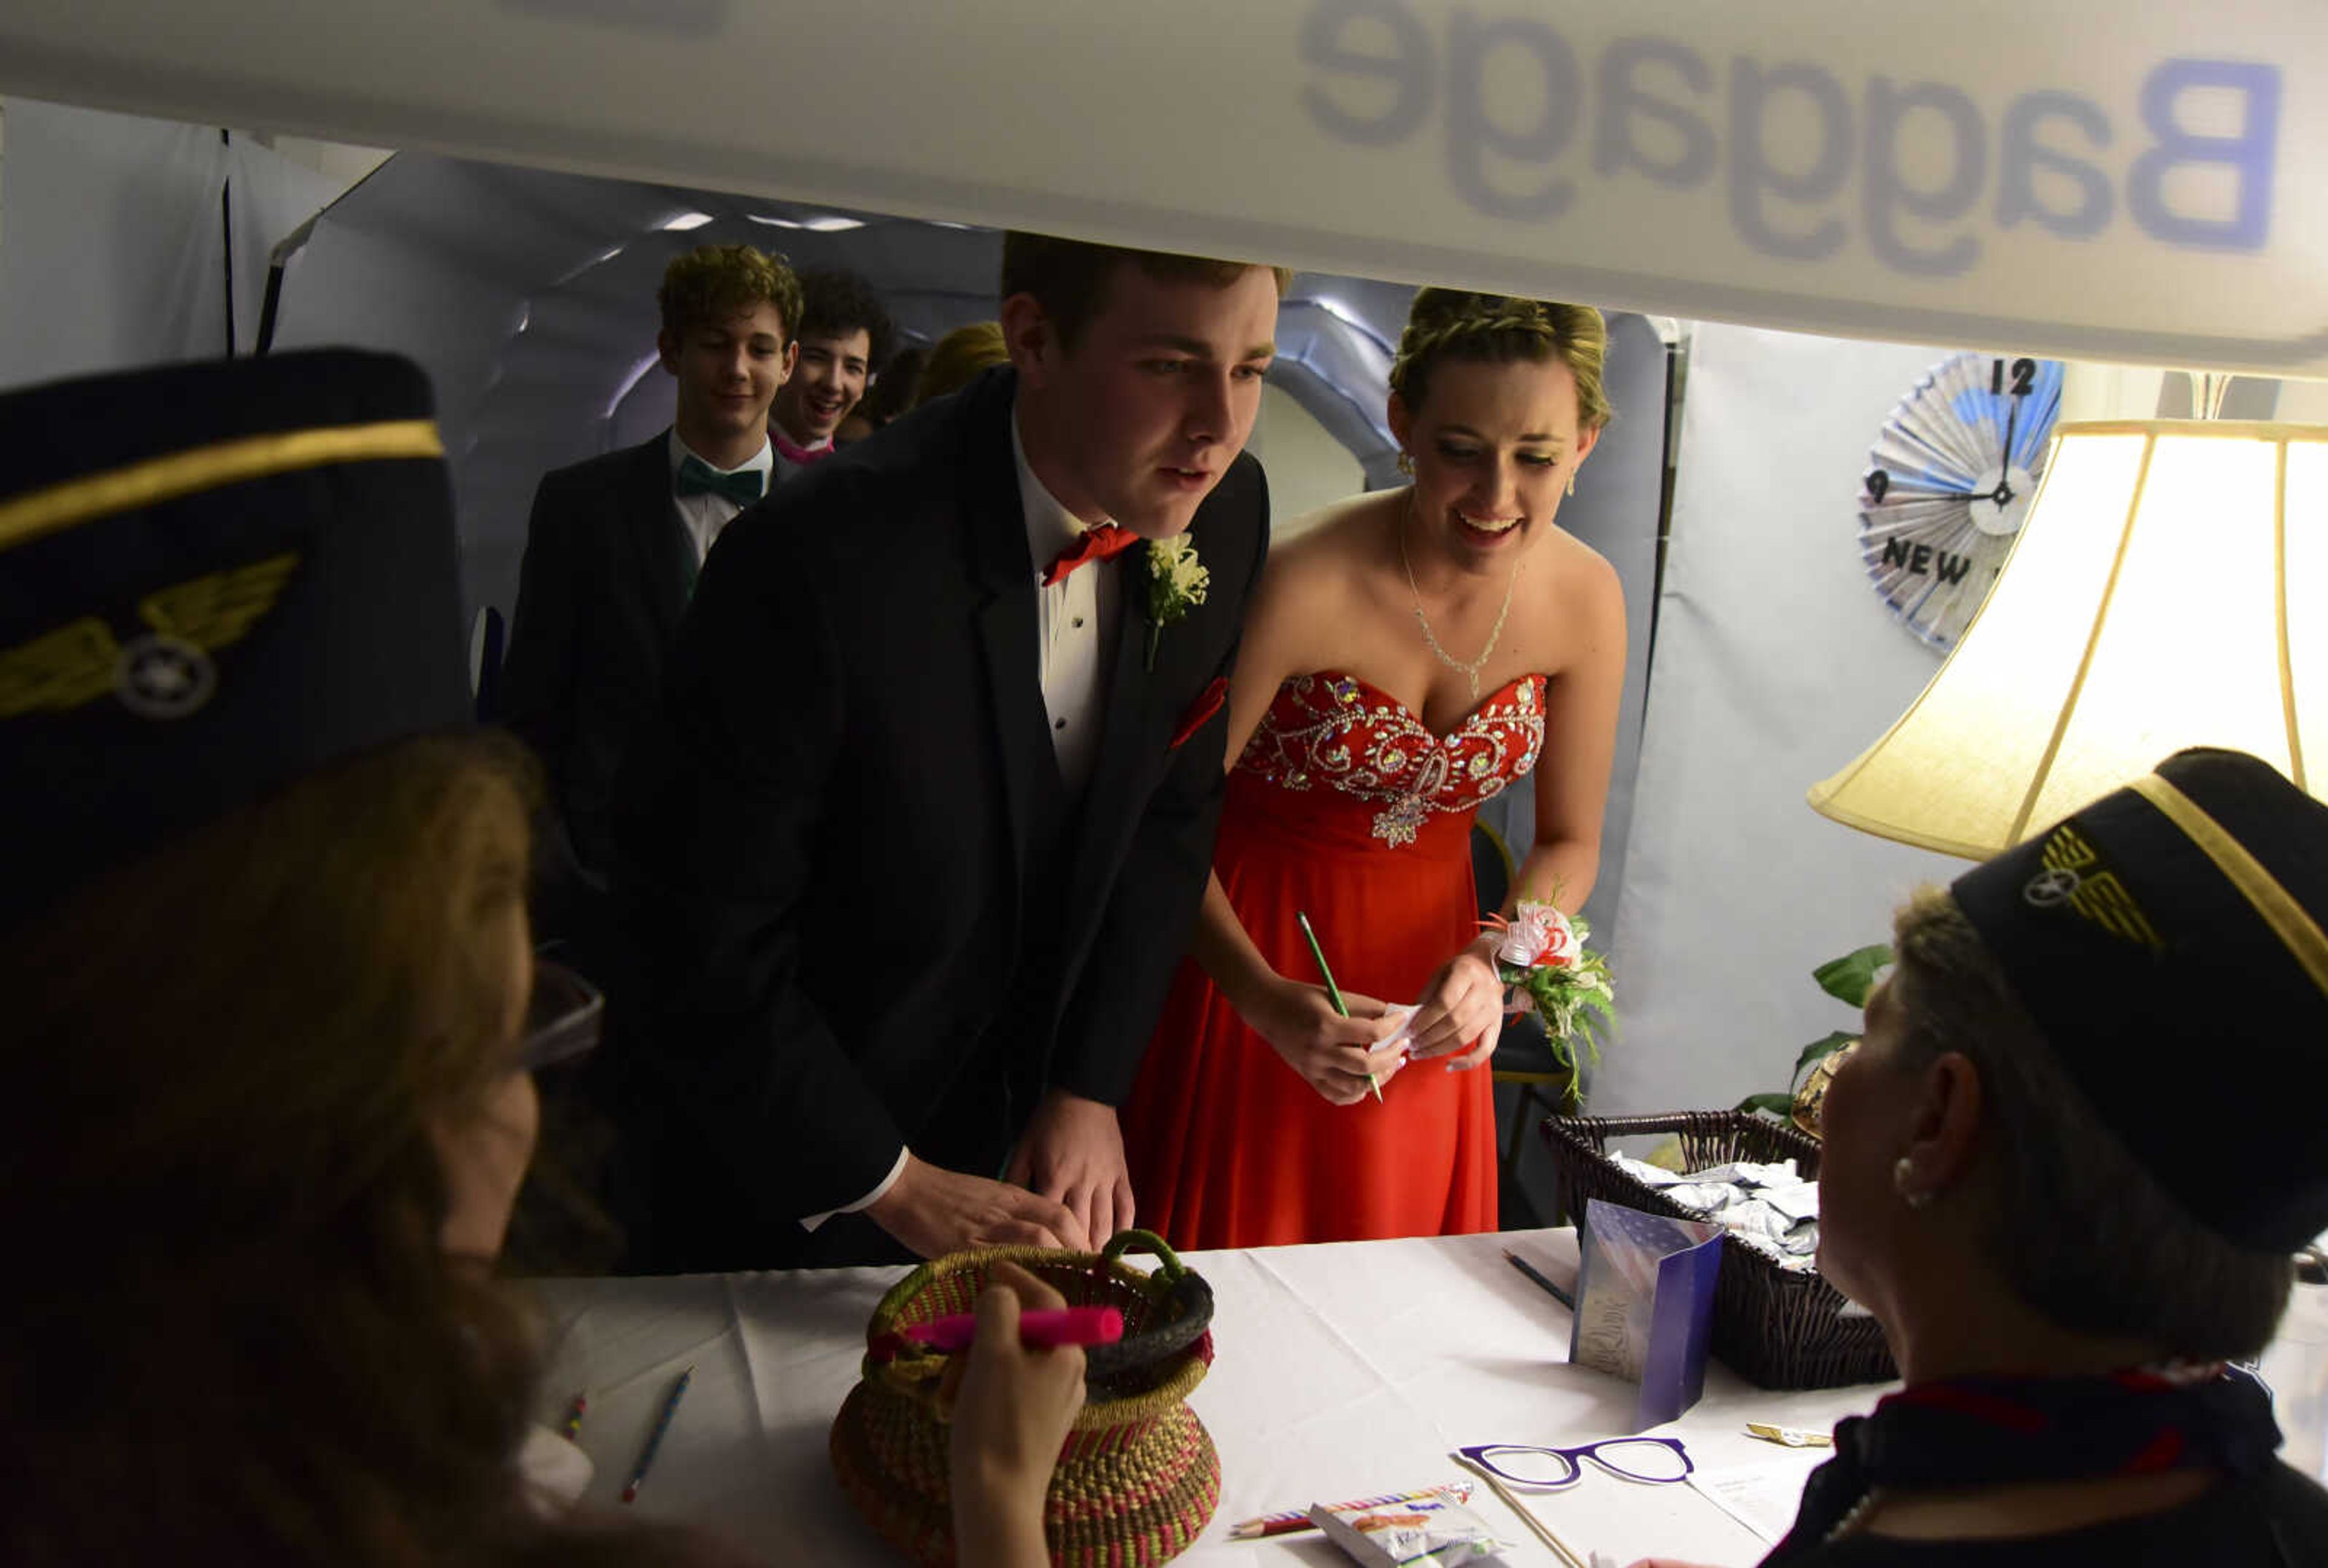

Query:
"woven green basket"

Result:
[[830, 1230, 1219, 1567]]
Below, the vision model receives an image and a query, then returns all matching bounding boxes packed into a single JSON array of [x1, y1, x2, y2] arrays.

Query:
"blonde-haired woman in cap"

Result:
[[1122, 288, 1625, 1247], [1644, 747, 2328, 1568], [0, 351, 1080, 1567]]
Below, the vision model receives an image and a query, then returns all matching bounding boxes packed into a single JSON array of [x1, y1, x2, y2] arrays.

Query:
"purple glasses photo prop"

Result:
[[1454, 1436, 1693, 1490]]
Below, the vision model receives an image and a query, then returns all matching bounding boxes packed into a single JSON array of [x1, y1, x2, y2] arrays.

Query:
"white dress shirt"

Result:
[[666, 430, 774, 565], [801, 398, 1122, 1230], [1011, 402, 1119, 800]]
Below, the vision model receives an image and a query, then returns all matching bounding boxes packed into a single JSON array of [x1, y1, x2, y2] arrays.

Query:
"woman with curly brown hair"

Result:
[[1123, 289, 1627, 1247], [0, 349, 1079, 1567], [3, 729, 661, 1564]]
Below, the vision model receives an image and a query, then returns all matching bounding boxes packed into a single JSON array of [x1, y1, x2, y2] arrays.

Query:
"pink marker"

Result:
[[898, 1305, 1124, 1353]]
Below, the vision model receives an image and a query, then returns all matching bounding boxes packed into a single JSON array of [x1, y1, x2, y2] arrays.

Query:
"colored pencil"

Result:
[[1502, 1247, 1575, 1309], [620, 1365, 693, 1504], [1226, 1481, 1474, 1540], [1295, 909, 1381, 1103], [560, 1391, 587, 1440], [898, 1306, 1124, 1353]]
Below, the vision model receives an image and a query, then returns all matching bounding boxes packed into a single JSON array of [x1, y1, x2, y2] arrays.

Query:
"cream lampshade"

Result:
[[1809, 419, 2324, 858]]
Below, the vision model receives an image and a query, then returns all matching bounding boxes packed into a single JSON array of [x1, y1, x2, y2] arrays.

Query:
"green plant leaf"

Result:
[[1736, 1092, 1795, 1118], [1793, 1030, 1859, 1078], [1813, 944, 1893, 1007]]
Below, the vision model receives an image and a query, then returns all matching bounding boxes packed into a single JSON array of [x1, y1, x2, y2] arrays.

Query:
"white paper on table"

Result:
[[1685, 1463, 1812, 1545]]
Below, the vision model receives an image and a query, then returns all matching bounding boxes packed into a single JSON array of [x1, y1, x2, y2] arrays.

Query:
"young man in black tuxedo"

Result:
[[611, 232, 1288, 1269], [501, 245, 801, 936]]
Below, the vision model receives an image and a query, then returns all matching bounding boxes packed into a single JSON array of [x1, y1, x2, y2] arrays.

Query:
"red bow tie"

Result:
[[1042, 522, 1140, 587]]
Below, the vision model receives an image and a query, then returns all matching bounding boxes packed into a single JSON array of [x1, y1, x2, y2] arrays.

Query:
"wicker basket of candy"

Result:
[[1540, 1110, 1896, 1390]]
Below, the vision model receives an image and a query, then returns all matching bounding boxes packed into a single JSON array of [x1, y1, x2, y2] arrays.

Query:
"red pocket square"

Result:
[[1169, 676, 1229, 750]]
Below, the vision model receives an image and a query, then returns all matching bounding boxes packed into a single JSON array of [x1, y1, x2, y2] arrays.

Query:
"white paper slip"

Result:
[[1378, 1004, 1419, 1054], [1687, 1462, 1814, 1545]]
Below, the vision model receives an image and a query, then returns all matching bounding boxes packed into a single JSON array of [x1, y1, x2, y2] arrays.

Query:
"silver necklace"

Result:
[[1399, 493, 1524, 702], [1825, 1487, 1884, 1543]]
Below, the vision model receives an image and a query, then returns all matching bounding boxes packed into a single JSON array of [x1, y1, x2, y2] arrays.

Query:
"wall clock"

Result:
[[1858, 352, 2064, 650]]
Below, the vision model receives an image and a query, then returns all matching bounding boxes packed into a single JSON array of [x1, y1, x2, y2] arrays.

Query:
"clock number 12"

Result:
[[1990, 357, 2037, 398]]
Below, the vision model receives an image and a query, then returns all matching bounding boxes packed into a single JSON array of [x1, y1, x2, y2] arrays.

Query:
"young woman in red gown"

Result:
[[1123, 290, 1628, 1249]]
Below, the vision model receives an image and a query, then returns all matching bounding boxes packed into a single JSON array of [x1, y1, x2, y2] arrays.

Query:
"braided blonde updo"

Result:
[[1388, 289, 1613, 430]]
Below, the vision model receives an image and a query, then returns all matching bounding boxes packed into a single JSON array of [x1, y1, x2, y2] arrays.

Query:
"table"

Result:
[[528, 1230, 2328, 1566]]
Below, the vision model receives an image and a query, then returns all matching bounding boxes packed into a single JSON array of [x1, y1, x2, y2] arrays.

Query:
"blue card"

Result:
[[1569, 1198, 1724, 1427]]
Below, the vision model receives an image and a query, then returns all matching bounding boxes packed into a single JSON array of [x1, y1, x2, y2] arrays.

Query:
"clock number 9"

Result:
[[1865, 468, 1891, 504], [1989, 358, 2038, 398]]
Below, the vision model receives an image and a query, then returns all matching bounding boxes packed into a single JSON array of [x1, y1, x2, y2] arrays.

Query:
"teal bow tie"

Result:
[[675, 453, 764, 507]]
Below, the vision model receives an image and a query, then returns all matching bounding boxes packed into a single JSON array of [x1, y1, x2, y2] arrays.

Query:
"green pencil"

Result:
[[1295, 909, 1380, 1103]]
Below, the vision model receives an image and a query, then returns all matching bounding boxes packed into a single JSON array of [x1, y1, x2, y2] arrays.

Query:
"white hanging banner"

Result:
[[3, 1, 2321, 373]]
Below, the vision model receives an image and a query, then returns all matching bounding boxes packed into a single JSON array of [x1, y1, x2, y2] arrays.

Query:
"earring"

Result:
[[1565, 473, 1576, 498], [1893, 1156, 1932, 1210], [1397, 450, 1414, 476]]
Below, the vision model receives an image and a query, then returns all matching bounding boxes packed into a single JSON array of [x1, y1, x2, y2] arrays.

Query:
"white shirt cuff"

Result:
[[799, 1146, 910, 1232]]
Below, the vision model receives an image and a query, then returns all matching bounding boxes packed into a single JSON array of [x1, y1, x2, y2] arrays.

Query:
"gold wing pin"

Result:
[[0, 617, 122, 718], [0, 552, 299, 721], [2042, 824, 2099, 872], [2033, 824, 2164, 952], [138, 552, 299, 650]]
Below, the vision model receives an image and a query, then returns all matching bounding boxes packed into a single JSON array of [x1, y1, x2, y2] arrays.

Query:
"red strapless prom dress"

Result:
[[1123, 670, 1547, 1249]]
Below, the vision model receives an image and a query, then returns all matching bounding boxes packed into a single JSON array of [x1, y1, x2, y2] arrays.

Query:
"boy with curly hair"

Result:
[[503, 244, 801, 913], [769, 265, 895, 478]]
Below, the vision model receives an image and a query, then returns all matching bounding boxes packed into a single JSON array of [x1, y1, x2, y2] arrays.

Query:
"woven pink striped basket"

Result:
[[831, 1230, 1219, 1568]]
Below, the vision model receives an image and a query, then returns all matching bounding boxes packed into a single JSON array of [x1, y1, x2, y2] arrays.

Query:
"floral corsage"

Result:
[[1142, 535, 1209, 670], [1484, 899, 1615, 1072]]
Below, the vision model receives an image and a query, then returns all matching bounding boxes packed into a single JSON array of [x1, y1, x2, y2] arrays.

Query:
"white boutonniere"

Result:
[[1141, 535, 1209, 671]]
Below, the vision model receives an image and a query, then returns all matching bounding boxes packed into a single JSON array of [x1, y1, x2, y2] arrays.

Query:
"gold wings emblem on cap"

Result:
[[0, 617, 119, 716], [2035, 823, 2166, 952], [0, 552, 299, 719], [139, 553, 299, 650]]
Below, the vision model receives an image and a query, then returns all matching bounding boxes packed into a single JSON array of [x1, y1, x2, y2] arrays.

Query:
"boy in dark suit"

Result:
[[613, 232, 1289, 1269], [501, 245, 801, 906]]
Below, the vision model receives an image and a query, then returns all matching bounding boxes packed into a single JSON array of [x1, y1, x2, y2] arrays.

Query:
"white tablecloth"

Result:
[[527, 1230, 2328, 1566]]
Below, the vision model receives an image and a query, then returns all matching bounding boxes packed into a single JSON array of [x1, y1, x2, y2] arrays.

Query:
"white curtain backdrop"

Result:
[[0, 96, 347, 389], [0, 98, 226, 386], [1597, 322, 1965, 1118], [226, 132, 345, 354]]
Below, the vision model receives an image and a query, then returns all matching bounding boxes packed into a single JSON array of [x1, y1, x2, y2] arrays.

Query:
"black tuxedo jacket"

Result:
[[500, 434, 692, 876], [609, 368, 1267, 1269]]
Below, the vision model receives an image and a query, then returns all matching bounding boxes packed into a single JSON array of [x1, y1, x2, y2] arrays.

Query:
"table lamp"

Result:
[[1808, 418, 2324, 858]]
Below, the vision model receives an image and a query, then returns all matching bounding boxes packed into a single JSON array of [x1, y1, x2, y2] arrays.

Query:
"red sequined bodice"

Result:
[[1231, 671, 1547, 850]]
